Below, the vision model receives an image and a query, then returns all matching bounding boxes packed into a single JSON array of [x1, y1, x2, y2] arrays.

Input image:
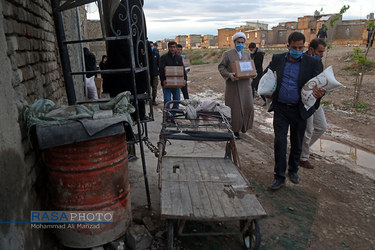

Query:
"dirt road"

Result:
[[167, 45, 375, 249], [126, 45, 375, 250]]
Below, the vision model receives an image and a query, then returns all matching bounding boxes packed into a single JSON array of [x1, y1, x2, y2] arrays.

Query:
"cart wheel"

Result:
[[242, 219, 261, 250], [167, 220, 174, 250]]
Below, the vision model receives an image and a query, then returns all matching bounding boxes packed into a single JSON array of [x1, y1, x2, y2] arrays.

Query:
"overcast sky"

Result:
[[87, 0, 373, 42]]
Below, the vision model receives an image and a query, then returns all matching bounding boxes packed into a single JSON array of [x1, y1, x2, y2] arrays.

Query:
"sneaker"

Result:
[[300, 160, 314, 169], [268, 179, 285, 190], [288, 172, 300, 184]]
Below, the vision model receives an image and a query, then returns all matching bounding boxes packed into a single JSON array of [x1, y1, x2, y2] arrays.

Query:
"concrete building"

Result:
[[186, 34, 202, 49], [202, 35, 218, 48], [244, 21, 268, 30], [175, 35, 187, 48]]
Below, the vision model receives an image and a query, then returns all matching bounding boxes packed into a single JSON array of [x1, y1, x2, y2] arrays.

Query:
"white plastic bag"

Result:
[[258, 68, 277, 96], [301, 66, 343, 110]]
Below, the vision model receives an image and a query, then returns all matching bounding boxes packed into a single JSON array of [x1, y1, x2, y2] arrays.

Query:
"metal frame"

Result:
[[51, 0, 152, 207]]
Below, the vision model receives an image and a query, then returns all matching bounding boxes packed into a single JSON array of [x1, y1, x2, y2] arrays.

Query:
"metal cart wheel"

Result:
[[241, 219, 261, 250], [167, 220, 174, 250]]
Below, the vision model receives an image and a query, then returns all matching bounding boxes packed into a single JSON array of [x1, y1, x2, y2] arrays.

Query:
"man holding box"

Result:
[[159, 41, 187, 112], [218, 32, 257, 139]]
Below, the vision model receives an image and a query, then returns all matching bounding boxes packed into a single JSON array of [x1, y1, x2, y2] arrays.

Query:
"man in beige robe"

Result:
[[218, 32, 257, 138]]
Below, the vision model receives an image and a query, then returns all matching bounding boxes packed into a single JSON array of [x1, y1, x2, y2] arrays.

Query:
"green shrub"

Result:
[[342, 66, 350, 71], [320, 100, 330, 106], [191, 59, 208, 65], [355, 100, 369, 111]]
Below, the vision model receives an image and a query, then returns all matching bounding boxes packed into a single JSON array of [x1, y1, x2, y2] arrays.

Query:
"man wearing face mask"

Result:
[[218, 32, 257, 139], [300, 38, 327, 169], [265, 32, 324, 190], [249, 42, 266, 106]]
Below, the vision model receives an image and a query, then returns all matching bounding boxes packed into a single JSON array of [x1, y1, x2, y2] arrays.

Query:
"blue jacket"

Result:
[[266, 52, 322, 120]]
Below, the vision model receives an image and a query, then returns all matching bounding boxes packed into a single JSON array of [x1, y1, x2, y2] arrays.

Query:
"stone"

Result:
[[142, 217, 156, 233], [126, 224, 153, 250]]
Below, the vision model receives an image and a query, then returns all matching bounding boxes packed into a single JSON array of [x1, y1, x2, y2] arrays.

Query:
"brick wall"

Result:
[[3, 0, 65, 105], [0, 1, 81, 249]]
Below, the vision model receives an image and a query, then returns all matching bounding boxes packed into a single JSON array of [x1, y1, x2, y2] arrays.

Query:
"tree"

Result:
[[351, 20, 375, 109], [323, 5, 350, 67]]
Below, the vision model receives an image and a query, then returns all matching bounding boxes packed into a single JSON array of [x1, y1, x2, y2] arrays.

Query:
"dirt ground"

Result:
[[174, 45, 375, 250], [133, 45, 375, 250], [55, 45, 375, 250]]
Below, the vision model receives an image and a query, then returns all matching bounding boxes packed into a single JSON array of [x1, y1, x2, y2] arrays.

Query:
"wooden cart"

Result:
[[156, 101, 267, 249]]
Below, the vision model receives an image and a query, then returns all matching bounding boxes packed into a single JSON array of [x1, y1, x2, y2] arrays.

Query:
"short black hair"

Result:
[[168, 41, 177, 47], [309, 38, 326, 50], [177, 44, 183, 49], [248, 42, 256, 49], [288, 32, 305, 45]]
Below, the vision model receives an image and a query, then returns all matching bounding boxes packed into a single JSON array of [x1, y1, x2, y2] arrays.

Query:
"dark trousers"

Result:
[[181, 84, 189, 100], [273, 103, 307, 180]]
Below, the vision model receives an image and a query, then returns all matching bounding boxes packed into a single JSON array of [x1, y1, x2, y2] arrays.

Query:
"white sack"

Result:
[[301, 66, 343, 110], [258, 68, 277, 96], [85, 76, 98, 100]]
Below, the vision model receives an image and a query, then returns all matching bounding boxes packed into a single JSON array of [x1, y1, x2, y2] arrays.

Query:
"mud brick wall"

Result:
[[0, 1, 82, 249]]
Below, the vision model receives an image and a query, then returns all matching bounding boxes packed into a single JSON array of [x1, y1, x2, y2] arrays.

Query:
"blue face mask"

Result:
[[289, 48, 303, 59], [235, 43, 244, 52], [314, 55, 322, 61]]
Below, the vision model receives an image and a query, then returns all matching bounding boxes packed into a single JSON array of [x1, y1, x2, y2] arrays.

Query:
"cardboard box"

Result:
[[94, 77, 103, 99], [164, 76, 186, 88], [183, 59, 190, 67], [165, 66, 184, 76], [230, 60, 256, 79]]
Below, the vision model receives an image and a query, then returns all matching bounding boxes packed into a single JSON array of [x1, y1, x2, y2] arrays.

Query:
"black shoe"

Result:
[[234, 132, 241, 140], [288, 172, 300, 184], [268, 179, 285, 190]]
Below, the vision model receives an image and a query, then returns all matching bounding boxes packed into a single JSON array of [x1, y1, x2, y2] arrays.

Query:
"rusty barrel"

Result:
[[44, 133, 131, 248]]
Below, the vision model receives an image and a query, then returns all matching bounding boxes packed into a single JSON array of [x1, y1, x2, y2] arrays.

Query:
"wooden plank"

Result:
[[160, 181, 173, 216], [179, 181, 194, 217], [187, 180, 214, 219], [203, 182, 227, 218], [160, 156, 267, 220], [216, 160, 248, 218], [196, 159, 226, 218]]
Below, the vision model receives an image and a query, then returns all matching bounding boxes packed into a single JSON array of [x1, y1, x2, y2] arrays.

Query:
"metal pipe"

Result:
[[76, 7, 86, 95], [51, 0, 77, 105], [125, 0, 151, 208]]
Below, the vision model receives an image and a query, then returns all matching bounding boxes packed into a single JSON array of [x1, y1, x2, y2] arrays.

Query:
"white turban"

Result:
[[232, 32, 246, 41]]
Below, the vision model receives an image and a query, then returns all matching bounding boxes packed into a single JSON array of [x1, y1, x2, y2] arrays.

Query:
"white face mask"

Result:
[[250, 50, 256, 54]]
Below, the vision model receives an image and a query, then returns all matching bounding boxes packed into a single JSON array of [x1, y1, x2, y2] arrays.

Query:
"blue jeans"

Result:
[[162, 87, 180, 110]]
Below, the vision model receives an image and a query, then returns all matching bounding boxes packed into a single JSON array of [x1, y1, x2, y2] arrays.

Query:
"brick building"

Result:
[[217, 13, 372, 48]]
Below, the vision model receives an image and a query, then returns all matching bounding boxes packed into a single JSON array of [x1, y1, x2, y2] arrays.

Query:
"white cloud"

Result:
[[87, 0, 374, 41]]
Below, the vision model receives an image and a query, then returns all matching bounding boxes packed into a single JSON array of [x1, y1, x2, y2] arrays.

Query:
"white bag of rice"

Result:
[[258, 68, 277, 96], [301, 66, 343, 110]]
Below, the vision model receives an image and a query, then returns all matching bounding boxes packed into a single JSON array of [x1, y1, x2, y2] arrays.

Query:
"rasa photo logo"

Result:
[[30, 211, 113, 229]]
